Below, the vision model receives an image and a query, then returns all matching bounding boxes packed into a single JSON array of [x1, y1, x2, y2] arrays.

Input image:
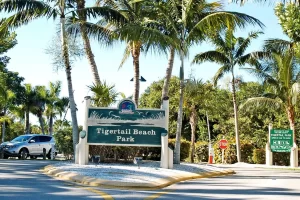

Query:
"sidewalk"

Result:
[[43, 161, 235, 189]]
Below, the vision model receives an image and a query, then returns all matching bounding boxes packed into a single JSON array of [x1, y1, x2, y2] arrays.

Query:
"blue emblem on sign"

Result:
[[118, 99, 136, 114]]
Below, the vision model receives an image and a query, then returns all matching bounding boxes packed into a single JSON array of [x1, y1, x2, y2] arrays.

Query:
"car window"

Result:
[[30, 136, 40, 143], [11, 135, 32, 142], [39, 136, 52, 142]]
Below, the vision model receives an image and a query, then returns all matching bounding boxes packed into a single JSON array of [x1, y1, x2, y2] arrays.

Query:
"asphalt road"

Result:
[[0, 159, 106, 199], [1, 159, 300, 200]]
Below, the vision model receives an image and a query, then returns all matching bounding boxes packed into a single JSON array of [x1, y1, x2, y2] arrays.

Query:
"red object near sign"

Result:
[[219, 139, 228, 149]]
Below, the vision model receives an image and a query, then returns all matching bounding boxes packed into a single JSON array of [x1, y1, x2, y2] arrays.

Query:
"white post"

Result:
[[78, 96, 91, 165], [84, 96, 91, 164], [161, 98, 169, 169], [222, 149, 225, 164], [206, 112, 213, 164], [266, 123, 273, 166], [290, 143, 298, 168], [168, 147, 173, 169]]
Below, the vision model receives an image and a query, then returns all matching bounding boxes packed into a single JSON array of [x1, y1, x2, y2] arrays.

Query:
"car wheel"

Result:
[[19, 148, 29, 159], [3, 155, 9, 159], [47, 149, 55, 159]]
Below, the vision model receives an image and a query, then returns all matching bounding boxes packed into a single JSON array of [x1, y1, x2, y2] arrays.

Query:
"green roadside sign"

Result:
[[270, 129, 293, 152]]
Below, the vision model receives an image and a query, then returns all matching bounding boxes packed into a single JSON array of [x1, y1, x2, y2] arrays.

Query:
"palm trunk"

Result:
[[174, 50, 185, 164], [49, 115, 54, 136], [38, 114, 45, 134], [77, 0, 100, 84], [287, 105, 296, 143], [190, 107, 197, 163], [61, 15, 79, 157], [161, 47, 175, 104], [2, 121, 5, 143], [232, 75, 241, 163], [25, 108, 30, 134], [131, 42, 141, 106]]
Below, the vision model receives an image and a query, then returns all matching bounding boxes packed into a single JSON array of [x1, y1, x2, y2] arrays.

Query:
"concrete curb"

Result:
[[43, 165, 235, 190]]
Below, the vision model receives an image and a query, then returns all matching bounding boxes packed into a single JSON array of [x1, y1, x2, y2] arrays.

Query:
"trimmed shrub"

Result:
[[241, 143, 255, 163], [195, 141, 209, 163], [168, 139, 191, 161], [252, 148, 265, 164]]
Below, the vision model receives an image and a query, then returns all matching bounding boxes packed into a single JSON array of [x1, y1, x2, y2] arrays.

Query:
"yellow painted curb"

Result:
[[42, 165, 235, 190]]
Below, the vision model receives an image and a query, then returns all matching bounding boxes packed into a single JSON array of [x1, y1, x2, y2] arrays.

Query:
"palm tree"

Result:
[[0, 0, 126, 157], [88, 81, 119, 107], [192, 29, 266, 162], [76, 0, 100, 84], [75, 0, 172, 106], [72, 0, 126, 84], [45, 81, 69, 135], [21, 84, 37, 134], [31, 85, 47, 134], [183, 78, 209, 163], [242, 39, 300, 143], [155, 0, 264, 163]]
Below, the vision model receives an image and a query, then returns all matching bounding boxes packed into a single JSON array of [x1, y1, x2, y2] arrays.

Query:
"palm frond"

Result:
[[77, 6, 127, 25], [66, 18, 116, 46], [187, 11, 264, 43], [239, 97, 283, 112], [263, 38, 294, 54], [235, 31, 263, 58], [119, 44, 131, 69], [212, 64, 232, 86], [192, 51, 230, 65]]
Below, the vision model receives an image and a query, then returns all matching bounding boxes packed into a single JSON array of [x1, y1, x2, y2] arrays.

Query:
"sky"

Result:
[[2, 1, 288, 126]]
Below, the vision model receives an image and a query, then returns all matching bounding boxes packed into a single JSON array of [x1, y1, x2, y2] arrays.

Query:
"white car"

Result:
[[0, 134, 57, 159]]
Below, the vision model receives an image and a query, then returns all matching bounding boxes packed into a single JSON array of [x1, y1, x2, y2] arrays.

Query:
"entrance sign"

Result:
[[270, 129, 293, 152], [87, 99, 167, 146]]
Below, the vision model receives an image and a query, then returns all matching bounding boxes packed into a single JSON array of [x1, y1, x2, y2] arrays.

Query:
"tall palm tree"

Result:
[[0, 0, 126, 157], [76, 0, 100, 84], [242, 39, 300, 143], [88, 81, 119, 107], [192, 29, 265, 162], [155, 0, 264, 163], [75, 0, 172, 106]]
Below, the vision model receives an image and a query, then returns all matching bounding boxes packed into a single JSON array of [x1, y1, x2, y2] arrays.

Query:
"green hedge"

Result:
[[89, 139, 191, 162], [168, 139, 191, 161], [252, 149, 300, 166]]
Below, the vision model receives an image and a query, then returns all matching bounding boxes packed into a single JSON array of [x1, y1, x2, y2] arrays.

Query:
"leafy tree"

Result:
[[0, 72, 15, 142], [45, 33, 85, 71], [192, 29, 265, 162], [0, 25, 17, 68]]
